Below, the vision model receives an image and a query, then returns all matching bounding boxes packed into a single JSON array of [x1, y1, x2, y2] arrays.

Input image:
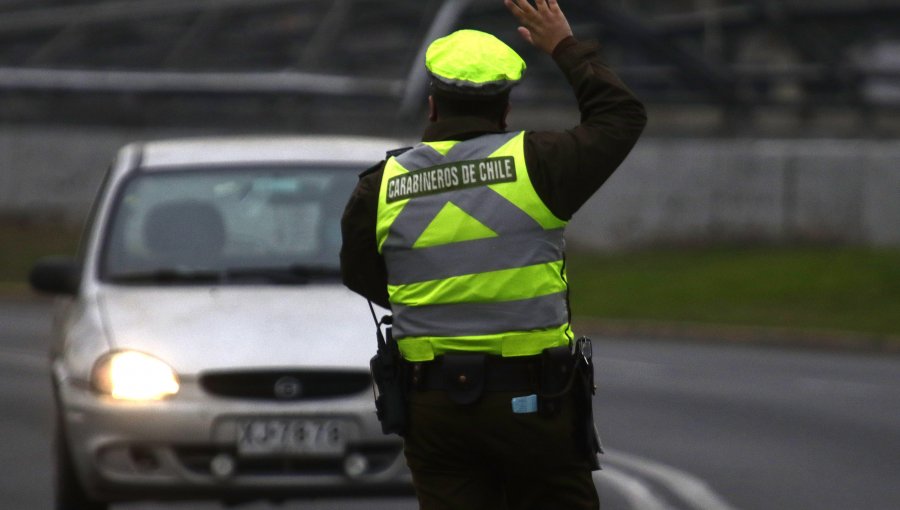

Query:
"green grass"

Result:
[[567, 247, 900, 338], [2, 220, 898, 339]]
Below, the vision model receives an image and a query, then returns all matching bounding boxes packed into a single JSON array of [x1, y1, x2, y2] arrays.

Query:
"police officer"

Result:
[[341, 1, 646, 508]]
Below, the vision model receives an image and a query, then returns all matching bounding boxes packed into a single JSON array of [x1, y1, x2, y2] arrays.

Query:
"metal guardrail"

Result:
[[0, 67, 404, 96], [0, 0, 312, 34], [0, 0, 898, 111]]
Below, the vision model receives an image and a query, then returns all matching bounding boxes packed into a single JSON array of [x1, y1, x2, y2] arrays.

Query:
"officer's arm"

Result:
[[506, 0, 648, 221], [340, 163, 391, 309]]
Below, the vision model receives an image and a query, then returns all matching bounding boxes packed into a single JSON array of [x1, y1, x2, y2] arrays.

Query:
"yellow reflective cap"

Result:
[[426, 29, 526, 95]]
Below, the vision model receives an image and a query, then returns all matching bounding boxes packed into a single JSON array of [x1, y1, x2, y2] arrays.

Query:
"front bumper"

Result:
[[58, 376, 410, 502]]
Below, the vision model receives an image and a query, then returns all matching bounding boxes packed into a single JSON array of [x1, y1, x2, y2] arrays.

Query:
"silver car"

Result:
[[30, 136, 410, 509]]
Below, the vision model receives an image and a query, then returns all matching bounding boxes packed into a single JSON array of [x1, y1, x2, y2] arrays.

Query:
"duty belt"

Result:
[[410, 352, 543, 404]]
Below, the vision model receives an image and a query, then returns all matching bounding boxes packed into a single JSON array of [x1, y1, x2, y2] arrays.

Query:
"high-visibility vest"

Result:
[[376, 131, 572, 362]]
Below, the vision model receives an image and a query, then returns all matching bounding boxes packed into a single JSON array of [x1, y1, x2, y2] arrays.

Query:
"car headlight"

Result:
[[92, 351, 180, 400]]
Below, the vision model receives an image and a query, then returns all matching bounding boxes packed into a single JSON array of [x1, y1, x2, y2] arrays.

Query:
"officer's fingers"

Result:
[[540, 3, 565, 24], [547, 0, 564, 15], [540, 0, 559, 13], [517, 26, 534, 46], [503, 0, 528, 22], [510, 0, 538, 16]]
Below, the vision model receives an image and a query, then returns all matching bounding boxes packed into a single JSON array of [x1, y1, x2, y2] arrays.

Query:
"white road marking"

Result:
[[605, 449, 739, 510], [595, 466, 674, 510], [0, 346, 46, 371], [2, 341, 737, 510]]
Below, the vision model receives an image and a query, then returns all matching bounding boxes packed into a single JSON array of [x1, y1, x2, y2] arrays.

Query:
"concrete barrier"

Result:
[[1, 124, 898, 248], [568, 138, 900, 249]]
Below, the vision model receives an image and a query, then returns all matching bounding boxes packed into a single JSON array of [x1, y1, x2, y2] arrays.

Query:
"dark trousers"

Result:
[[403, 390, 600, 510]]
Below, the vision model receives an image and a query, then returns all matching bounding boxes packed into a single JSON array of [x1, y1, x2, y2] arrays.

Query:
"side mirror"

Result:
[[29, 257, 81, 295]]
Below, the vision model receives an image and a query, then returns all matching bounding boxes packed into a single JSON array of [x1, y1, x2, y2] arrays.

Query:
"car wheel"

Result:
[[55, 419, 108, 510]]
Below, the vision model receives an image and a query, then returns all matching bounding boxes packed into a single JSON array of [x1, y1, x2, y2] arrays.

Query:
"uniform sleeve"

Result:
[[525, 37, 648, 220], [340, 163, 391, 309]]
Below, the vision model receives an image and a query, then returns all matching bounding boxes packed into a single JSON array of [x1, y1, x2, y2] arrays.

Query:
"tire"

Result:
[[54, 419, 108, 510]]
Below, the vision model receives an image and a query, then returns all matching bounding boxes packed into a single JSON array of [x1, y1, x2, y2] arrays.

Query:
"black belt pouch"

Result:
[[539, 345, 572, 416], [442, 353, 486, 405]]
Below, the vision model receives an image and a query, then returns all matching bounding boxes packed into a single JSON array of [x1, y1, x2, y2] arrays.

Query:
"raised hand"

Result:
[[503, 0, 574, 55]]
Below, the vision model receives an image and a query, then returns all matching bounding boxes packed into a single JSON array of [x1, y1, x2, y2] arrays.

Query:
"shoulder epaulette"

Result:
[[358, 161, 384, 179], [386, 146, 413, 159], [357, 146, 413, 179]]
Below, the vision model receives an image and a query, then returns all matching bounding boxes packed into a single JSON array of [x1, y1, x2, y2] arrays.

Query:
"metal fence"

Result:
[[1, 0, 899, 135]]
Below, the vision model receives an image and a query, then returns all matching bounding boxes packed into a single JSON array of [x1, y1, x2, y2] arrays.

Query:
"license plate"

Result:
[[236, 418, 348, 456]]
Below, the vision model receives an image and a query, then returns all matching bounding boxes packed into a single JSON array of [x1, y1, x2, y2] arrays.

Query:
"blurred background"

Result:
[[1, 2, 899, 510], [1, 0, 897, 339]]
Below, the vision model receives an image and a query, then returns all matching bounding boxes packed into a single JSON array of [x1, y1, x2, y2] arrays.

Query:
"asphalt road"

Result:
[[2, 299, 899, 510]]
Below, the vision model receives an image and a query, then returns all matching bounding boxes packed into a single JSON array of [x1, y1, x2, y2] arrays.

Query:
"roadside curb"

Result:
[[575, 317, 900, 354]]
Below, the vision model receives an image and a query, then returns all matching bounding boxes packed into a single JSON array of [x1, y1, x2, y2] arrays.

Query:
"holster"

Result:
[[537, 338, 602, 470], [369, 316, 407, 436], [572, 337, 603, 471]]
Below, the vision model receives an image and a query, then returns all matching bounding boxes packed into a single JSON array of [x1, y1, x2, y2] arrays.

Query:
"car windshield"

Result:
[[101, 166, 358, 284]]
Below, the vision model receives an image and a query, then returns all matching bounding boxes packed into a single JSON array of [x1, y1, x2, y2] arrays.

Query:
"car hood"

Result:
[[97, 285, 382, 374]]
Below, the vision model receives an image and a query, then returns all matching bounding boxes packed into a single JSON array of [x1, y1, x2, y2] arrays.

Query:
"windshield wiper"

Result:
[[108, 265, 341, 285], [223, 265, 342, 284], [108, 269, 224, 284], [285, 264, 342, 279]]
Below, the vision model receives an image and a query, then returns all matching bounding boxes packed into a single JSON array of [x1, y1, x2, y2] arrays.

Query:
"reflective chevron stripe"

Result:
[[383, 226, 563, 285], [392, 292, 569, 338]]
